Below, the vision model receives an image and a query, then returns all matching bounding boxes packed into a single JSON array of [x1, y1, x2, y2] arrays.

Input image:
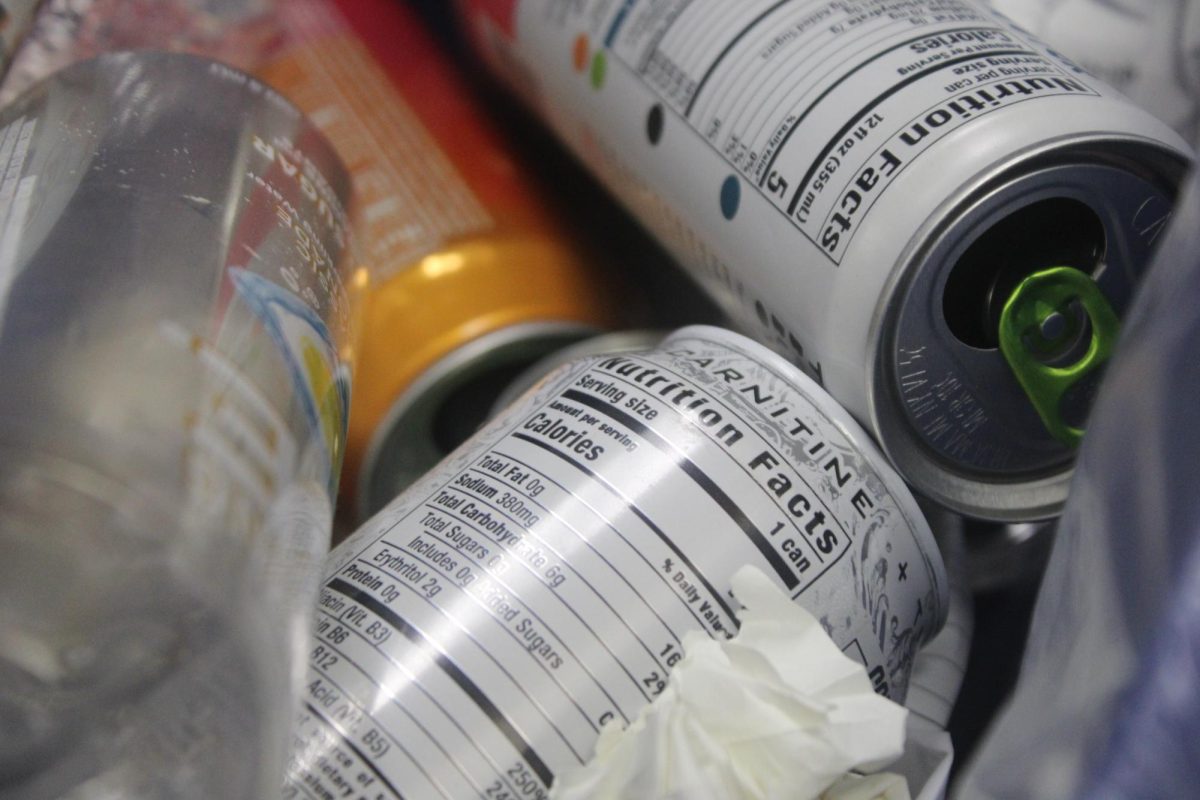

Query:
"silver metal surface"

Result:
[[358, 321, 598, 521], [291, 324, 948, 798], [873, 137, 1185, 520]]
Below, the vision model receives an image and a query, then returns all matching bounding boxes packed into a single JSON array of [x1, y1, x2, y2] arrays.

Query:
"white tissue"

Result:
[[549, 565, 909, 800]]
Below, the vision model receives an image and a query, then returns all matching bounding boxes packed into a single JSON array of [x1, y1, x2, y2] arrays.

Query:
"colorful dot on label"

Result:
[[646, 104, 664, 145], [590, 52, 607, 89], [573, 34, 589, 72], [720, 176, 740, 220]]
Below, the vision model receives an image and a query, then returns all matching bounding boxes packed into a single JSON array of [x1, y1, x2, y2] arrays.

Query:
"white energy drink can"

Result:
[[285, 325, 947, 799], [457, 0, 1192, 520]]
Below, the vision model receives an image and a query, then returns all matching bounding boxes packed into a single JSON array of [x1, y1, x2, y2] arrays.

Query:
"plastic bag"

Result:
[[955, 161, 1200, 797]]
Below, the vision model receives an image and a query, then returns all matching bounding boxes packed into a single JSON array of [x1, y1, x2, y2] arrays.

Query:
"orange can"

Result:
[[258, 0, 621, 521]]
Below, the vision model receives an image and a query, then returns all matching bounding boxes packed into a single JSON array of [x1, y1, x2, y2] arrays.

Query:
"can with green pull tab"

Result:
[[457, 0, 1194, 520]]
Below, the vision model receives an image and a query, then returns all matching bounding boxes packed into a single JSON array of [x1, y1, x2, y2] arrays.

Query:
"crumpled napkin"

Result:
[[550, 565, 910, 800]]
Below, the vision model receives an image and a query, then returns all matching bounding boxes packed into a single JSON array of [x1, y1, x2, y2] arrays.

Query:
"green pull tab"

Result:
[[998, 266, 1120, 446]]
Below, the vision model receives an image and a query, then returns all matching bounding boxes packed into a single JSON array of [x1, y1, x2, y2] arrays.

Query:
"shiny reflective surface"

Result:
[[286, 326, 948, 798], [0, 52, 357, 797], [249, 1, 622, 514]]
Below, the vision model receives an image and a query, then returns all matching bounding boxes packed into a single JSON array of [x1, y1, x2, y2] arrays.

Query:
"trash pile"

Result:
[[0, 1, 1196, 798]]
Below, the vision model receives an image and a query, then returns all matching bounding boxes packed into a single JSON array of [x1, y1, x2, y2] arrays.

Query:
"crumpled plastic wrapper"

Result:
[[989, 0, 1200, 140], [549, 565, 910, 800]]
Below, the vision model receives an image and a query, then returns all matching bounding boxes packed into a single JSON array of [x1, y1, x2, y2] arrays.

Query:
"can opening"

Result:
[[431, 360, 535, 453], [942, 198, 1106, 349], [359, 325, 596, 522]]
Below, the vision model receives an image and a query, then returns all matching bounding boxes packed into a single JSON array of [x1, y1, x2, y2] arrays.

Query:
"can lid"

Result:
[[875, 138, 1187, 521], [357, 322, 596, 522]]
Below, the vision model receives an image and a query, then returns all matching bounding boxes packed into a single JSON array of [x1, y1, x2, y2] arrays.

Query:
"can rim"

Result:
[[357, 320, 599, 521], [661, 324, 950, 635], [867, 133, 1189, 522], [488, 329, 667, 416]]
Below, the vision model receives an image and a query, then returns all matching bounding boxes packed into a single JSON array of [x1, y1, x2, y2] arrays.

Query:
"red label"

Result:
[[460, 0, 517, 38]]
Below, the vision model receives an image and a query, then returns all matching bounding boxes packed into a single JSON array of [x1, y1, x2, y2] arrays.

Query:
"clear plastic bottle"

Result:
[[0, 52, 360, 797]]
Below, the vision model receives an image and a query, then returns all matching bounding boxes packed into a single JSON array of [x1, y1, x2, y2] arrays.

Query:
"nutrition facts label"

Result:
[[527, 0, 1095, 263], [285, 328, 945, 799]]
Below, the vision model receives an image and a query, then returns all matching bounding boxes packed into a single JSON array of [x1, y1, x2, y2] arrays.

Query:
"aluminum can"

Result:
[[457, 0, 1192, 520], [285, 325, 947, 799], [0, 52, 356, 797], [258, 0, 622, 521]]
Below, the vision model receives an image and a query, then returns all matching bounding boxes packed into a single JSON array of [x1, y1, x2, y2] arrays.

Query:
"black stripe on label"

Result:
[[559, 388, 800, 591], [757, 26, 1019, 186], [684, 0, 793, 117], [302, 701, 407, 800], [785, 48, 1036, 216], [326, 579, 556, 788], [510, 431, 740, 623]]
